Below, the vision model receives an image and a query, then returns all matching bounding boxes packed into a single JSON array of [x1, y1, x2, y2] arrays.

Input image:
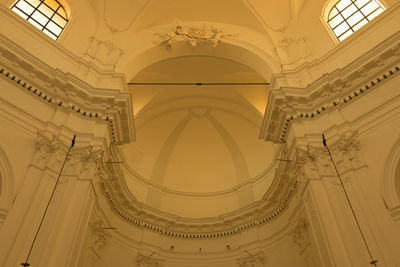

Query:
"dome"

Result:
[[120, 56, 278, 218]]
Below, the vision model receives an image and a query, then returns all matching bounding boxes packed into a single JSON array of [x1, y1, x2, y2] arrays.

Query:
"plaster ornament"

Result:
[[80, 155, 101, 180], [238, 251, 265, 267], [89, 218, 109, 260], [33, 136, 69, 172], [85, 36, 124, 66], [32, 134, 106, 180], [136, 253, 162, 267], [157, 21, 236, 48], [276, 37, 312, 66], [32, 138, 57, 169], [294, 133, 364, 182], [290, 216, 310, 255]]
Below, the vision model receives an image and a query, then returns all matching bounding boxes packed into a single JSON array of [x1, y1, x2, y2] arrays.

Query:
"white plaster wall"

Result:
[[0, 114, 35, 226]]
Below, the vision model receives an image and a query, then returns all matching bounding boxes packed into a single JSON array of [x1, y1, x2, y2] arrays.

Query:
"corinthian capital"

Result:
[[32, 133, 104, 179]]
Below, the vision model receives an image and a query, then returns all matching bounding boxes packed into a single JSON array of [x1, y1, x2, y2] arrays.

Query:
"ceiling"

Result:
[[119, 56, 277, 217]]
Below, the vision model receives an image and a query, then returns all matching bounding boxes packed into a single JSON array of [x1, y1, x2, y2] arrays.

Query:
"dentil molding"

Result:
[[0, 34, 135, 144], [260, 33, 400, 143], [94, 143, 298, 239]]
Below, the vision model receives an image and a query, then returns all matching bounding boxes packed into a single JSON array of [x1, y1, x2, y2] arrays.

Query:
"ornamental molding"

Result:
[[260, 34, 400, 143], [238, 251, 265, 267], [289, 216, 310, 255], [88, 211, 110, 260], [0, 36, 135, 144], [94, 145, 298, 239], [288, 204, 311, 256], [275, 36, 313, 67], [136, 253, 163, 267], [157, 21, 237, 48], [84, 36, 124, 68], [117, 145, 280, 198], [32, 133, 104, 180], [289, 133, 364, 190]]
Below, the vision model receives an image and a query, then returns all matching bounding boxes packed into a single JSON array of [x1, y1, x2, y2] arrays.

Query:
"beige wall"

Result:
[[0, 0, 400, 266]]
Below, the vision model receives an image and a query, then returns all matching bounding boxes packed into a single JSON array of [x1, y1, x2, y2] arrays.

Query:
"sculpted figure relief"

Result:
[[158, 21, 236, 48]]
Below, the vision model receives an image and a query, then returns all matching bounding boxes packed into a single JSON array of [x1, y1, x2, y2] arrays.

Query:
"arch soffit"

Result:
[[382, 137, 400, 209], [120, 22, 281, 83]]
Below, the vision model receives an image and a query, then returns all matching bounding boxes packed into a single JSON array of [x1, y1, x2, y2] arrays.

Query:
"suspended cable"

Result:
[[127, 82, 270, 86], [322, 134, 378, 266], [21, 135, 76, 267]]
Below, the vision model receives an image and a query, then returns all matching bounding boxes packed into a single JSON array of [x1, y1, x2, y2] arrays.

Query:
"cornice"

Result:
[[0, 36, 135, 144], [91, 146, 301, 239], [0, 5, 128, 88], [99, 180, 297, 239], [260, 32, 400, 143]]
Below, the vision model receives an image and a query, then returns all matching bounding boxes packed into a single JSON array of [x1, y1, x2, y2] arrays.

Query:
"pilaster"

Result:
[[0, 134, 101, 267], [292, 133, 400, 266]]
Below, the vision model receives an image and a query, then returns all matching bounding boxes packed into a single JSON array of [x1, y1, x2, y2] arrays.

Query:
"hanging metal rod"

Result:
[[322, 134, 378, 266], [277, 159, 293, 162], [127, 82, 270, 86], [21, 135, 76, 267]]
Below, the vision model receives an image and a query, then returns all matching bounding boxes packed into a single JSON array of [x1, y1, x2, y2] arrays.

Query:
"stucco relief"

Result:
[[85, 36, 124, 67], [295, 134, 364, 180], [289, 207, 311, 255], [261, 39, 400, 143], [32, 138, 58, 170], [32, 134, 104, 179], [238, 251, 265, 267], [98, 150, 297, 238], [276, 37, 312, 66], [137, 253, 162, 267], [88, 216, 110, 260], [157, 21, 236, 48]]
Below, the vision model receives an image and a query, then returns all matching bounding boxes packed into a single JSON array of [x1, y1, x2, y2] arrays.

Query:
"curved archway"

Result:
[[120, 22, 280, 84], [382, 138, 400, 221], [0, 147, 14, 225]]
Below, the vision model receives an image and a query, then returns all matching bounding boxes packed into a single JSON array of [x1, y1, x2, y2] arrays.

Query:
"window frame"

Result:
[[321, 0, 387, 43], [10, 0, 70, 40]]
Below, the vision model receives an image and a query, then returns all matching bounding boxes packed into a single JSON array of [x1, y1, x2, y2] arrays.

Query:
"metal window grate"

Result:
[[327, 0, 384, 42], [11, 0, 68, 40]]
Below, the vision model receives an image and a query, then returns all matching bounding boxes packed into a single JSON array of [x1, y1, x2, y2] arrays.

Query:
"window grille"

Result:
[[328, 0, 384, 41], [11, 0, 69, 40]]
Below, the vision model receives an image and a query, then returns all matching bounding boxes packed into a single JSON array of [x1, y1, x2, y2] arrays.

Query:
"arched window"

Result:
[[327, 0, 385, 42], [11, 0, 69, 40]]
